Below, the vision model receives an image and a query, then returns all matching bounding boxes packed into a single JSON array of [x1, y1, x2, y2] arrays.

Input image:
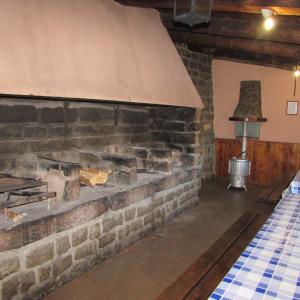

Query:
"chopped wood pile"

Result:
[[80, 168, 111, 187]]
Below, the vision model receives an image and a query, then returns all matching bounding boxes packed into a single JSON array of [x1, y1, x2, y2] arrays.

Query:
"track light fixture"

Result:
[[261, 8, 276, 31]]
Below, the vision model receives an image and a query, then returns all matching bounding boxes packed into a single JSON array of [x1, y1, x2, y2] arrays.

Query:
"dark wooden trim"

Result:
[[215, 138, 300, 186], [185, 211, 272, 300], [116, 0, 300, 16], [156, 211, 258, 300]]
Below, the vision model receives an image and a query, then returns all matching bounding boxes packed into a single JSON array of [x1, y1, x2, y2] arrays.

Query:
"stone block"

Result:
[[172, 200, 178, 210], [72, 227, 88, 247], [111, 184, 154, 210], [0, 140, 31, 155], [154, 208, 162, 218], [153, 161, 172, 172], [154, 175, 177, 193], [79, 107, 114, 122], [99, 232, 116, 248], [2, 274, 20, 300], [124, 208, 136, 221], [0, 125, 22, 139], [144, 213, 154, 225], [165, 192, 175, 203], [0, 257, 20, 280], [150, 149, 172, 159], [153, 196, 164, 208], [48, 126, 72, 137], [99, 125, 115, 134], [172, 132, 197, 144], [102, 213, 123, 233], [117, 228, 126, 241], [65, 108, 78, 123], [52, 255, 72, 277], [74, 243, 94, 260], [26, 243, 54, 268], [59, 137, 81, 151], [56, 236, 71, 255], [118, 108, 148, 124], [90, 223, 101, 240], [175, 188, 183, 197], [115, 169, 137, 185], [185, 122, 200, 132], [130, 219, 143, 232], [81, 137, 105, 149], [115, 125, 131, 134], [23, 125, 47, 138], [137, 205, 153, 217], [131, 134, 150, 144], [30, 139, 61, 153], [180, 154, 199, 167], [21, 271, 35, 292], [74, 125, 99, 136], [132, 147, 148, 159], [0, 105, 37, 123], [71, 261, 89, 277], [163, 122, 185, 132], [39, 265, 51, 282], [179, 194, 186, 205], [132, 125, 149, 134], [40, 107, 64, 123], [125, 225, 130, 237], [105, 134, 131, 145]]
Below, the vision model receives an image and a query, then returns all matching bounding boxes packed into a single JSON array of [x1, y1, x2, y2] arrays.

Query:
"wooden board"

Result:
[[268, 174, 294, 203], [186, 212, 271, 300], [156, 211, 258, 300], [215, 138, 300, 186]]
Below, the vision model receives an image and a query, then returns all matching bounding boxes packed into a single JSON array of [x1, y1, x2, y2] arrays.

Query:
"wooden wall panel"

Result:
[[216, 138, 300, 186]]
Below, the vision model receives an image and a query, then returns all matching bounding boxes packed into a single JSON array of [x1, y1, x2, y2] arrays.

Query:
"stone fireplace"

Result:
[[0, 0, 215, 295], [0, 96, 208, 299]]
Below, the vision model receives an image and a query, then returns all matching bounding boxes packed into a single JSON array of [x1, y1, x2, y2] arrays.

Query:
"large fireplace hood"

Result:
[[0, 0, 203, 108]]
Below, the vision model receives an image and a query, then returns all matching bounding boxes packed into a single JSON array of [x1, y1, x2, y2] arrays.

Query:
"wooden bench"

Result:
[[156, 209, 272, 300], [258, 173, 294, 205]]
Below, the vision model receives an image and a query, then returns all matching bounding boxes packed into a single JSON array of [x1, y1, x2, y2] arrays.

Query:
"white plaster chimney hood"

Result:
[[0, 0, 203, 108]]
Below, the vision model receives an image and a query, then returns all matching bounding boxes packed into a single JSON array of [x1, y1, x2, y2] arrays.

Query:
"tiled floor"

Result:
[[45, 179, 263, 300]]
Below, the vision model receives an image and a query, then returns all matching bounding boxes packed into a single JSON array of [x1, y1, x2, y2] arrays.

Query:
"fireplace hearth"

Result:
[[0, 97, 206, 299]]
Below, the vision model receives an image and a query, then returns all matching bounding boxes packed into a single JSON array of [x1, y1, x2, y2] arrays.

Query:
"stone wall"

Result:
[[175, 43, 215, 178], [0, 168, 201, 299], [0, 98, 151, 173], [148, 106, 202, 169]]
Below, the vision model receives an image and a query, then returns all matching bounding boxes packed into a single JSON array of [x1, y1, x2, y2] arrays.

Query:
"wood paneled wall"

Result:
[[216, 138, 300, 186]]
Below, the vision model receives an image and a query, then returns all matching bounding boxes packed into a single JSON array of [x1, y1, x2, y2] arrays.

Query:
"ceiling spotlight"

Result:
[[261, 8, 276, 31]]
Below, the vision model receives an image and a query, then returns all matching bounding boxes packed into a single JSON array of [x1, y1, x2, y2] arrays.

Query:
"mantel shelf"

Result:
[[229, 117, 267, 122]]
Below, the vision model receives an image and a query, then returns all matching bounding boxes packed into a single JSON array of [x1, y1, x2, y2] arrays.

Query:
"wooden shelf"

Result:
[[229, 117, 267, 122]]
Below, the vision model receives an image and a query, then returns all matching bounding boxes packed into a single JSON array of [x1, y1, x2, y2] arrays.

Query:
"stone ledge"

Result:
[[0, 167, 201, 252]]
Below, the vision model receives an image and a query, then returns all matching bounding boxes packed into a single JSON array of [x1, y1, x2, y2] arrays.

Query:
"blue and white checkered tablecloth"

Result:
[[291, 171, 300, 194], [209, 188, 300, 300]]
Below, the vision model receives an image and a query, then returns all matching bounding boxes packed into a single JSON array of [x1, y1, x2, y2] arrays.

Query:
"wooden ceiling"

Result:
[[116, 0, 300, 69]]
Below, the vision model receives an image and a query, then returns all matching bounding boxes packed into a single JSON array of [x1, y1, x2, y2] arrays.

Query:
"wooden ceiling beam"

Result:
[[214, 0, 300, 16], [188, 45, 295, 70], [116, 0, 300, 16], [169, 31, 300, 62], [162, 13, 300, 45]]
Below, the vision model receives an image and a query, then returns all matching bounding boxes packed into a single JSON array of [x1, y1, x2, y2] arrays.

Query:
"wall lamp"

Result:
[[261, 8, 276, 31], [294, 66, 300, 78]]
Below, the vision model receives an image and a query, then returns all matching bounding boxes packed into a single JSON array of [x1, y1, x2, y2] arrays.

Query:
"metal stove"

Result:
[[227, 117, 267, 191]]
